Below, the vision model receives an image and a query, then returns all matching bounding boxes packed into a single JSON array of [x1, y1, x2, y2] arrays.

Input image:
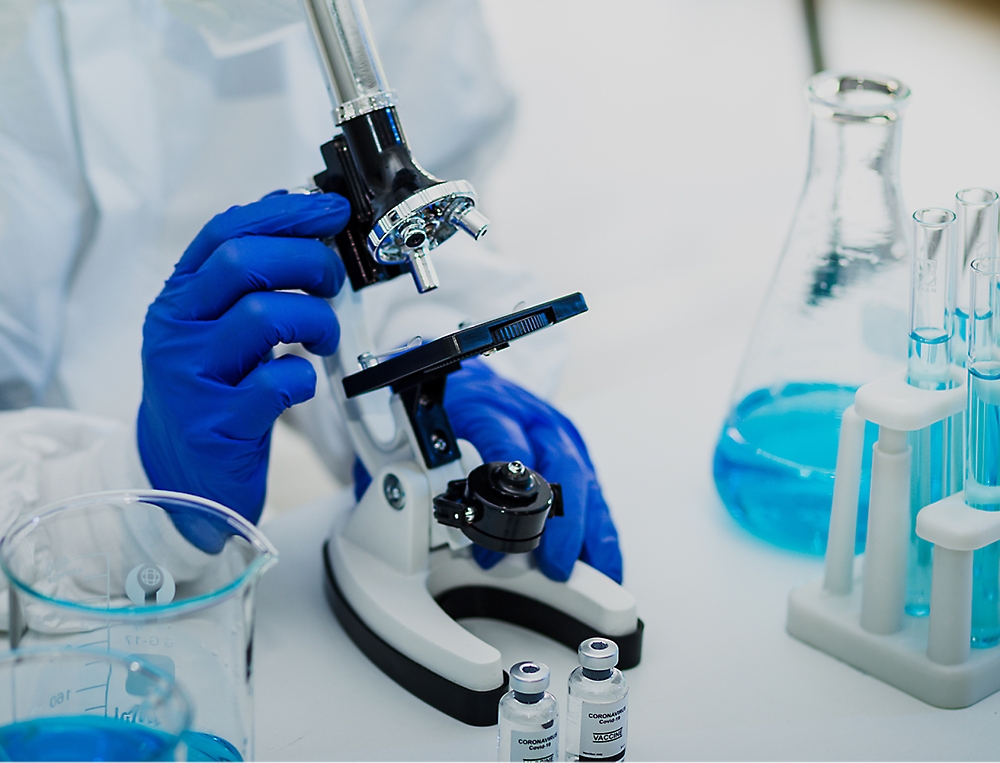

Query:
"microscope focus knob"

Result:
[[432, 461, 563, 554]]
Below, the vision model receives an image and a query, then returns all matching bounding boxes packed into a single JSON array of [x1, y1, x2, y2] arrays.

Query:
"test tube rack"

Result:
[[786, 367, 1000, 708]]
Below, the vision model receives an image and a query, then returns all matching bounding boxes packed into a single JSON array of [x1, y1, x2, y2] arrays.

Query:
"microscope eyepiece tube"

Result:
[[301, 0, 397, 122], [303, 0, 489, 292]]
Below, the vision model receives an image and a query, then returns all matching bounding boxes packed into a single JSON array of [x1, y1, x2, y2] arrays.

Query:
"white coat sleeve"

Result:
[[0, 2, 98, 409], [0, 407, 159, 629]]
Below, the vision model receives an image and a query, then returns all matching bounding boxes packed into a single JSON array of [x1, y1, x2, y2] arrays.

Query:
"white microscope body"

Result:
[[320, 287, 641, 724], [300, 0, 642, 725]]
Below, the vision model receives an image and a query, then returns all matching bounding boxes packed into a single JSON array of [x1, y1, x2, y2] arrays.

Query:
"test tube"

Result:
[[967, 257, 1000, 647], [908, 208, 957, 389], [954, 189, 999, 367], [906, 208, 957, 616]]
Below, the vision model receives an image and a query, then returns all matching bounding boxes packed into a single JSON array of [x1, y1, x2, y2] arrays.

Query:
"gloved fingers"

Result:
[[207, 292, 340, 383], [579, 481, 623, 584], [174, 192, 350, 276], [472, 544, 505, 570], [530, 425, 590, 582], [164, 236, 346, 320], [352, 456, 372, 502], [446, 406, 535, 468], [217, 354, 318, 440]]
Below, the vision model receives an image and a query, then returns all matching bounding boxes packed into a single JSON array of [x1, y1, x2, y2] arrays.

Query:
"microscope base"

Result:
[[788, 576, 1000, 709], [322, 529, 643, 725], [322, 541, 506, 725]]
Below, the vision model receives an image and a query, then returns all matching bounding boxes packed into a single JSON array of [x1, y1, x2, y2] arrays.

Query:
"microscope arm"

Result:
[[323, 287, 410, 478]]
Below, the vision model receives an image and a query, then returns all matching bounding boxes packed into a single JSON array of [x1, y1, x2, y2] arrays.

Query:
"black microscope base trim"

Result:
[[434, 586, 644, 670], [322, 540, 508, 726], [323, 542, 645, 726]]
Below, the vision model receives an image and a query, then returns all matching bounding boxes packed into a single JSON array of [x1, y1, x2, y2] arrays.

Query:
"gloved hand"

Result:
[[444, 359, 622, 583], [138, 191, 350, 525]]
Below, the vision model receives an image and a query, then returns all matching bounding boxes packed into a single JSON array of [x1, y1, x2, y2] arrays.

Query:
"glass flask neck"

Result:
[[799, 72, 911, 271], [801, 109, 906, 267]]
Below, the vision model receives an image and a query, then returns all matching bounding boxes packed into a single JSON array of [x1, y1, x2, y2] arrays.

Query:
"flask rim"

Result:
[[912, 207, 956, 229], [807, 71, 910, 123]]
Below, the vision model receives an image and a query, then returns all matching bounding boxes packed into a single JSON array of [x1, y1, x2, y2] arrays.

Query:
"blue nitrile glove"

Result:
[[137, 191, 350, 526], [446, 359, 623, 583]]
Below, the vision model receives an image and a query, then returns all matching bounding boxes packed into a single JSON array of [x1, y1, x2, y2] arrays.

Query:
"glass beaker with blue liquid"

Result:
[[0, 490, 278, 761], [0, 647, 191, 761], [714, 72, 911, 554]]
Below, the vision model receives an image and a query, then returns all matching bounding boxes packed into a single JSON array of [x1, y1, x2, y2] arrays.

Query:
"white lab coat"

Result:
[[0, 0, 565, 596]]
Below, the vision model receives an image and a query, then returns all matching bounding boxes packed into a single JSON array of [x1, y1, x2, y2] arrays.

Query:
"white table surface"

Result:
[[256, 1, 1000, 759]]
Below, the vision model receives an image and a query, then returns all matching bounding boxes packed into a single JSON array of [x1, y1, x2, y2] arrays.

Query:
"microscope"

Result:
[[301, 0, 643, 725]]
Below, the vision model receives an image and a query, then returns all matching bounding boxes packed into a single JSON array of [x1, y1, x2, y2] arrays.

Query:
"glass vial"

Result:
[[498, 662, 559, 762], [565, 638, 628, 762], [966, 257, 1000, 648], [714, 72, 911, 554], [905, 208, 958, 616]]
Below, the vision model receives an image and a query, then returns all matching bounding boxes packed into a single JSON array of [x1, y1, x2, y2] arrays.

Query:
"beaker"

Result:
[[714, 72, 911, 554], [0, 490, 279, 761], [0, 647, 191, 761]]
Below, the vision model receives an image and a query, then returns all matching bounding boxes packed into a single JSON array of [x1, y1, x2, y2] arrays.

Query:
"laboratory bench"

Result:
[[255, 0, 1000, 759]]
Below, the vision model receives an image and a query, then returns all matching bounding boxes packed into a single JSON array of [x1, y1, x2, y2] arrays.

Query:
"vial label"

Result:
[[509, 726, 558, 762], [577, 697, 627, 760]]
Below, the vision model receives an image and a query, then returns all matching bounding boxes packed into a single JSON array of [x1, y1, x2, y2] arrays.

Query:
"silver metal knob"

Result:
[[451, 204, 490, 241], [407, 248, 440, 293]]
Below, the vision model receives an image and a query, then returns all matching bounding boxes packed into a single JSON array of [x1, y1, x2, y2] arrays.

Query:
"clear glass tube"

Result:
[[907, 208, 956, 389], [301, 0, 393, 111], [954, 188, 1000, 367], [905, 209, 958, 615], [966, 257, 1000, 647]]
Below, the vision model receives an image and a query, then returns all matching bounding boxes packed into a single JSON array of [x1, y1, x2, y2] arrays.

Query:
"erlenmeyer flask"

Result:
[[714, 72, 911, 554]]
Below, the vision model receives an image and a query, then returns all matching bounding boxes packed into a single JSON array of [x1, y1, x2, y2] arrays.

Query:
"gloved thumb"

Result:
[[219, 354, 318, 440]]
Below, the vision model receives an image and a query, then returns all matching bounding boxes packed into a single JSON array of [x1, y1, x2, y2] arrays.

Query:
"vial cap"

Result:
[[578, 637, 619, 670], [509, 661, 550, 694]]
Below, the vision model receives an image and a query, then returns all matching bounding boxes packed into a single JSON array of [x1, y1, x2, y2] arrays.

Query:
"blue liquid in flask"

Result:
[[0, 715, 177, 761], [182, 730, 242, 761], [713, 383, 877, 554]]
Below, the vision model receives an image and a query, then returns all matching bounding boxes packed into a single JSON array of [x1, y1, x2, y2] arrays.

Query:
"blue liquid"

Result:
[[967, 368, 1000, 649], [905, 423, 941, 617], [713, 383, 876, 554], [0, 717, 242, 763], [0, 715, 177, 761], [182, 731, 242, 761], [905, 415, 962, 617]]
